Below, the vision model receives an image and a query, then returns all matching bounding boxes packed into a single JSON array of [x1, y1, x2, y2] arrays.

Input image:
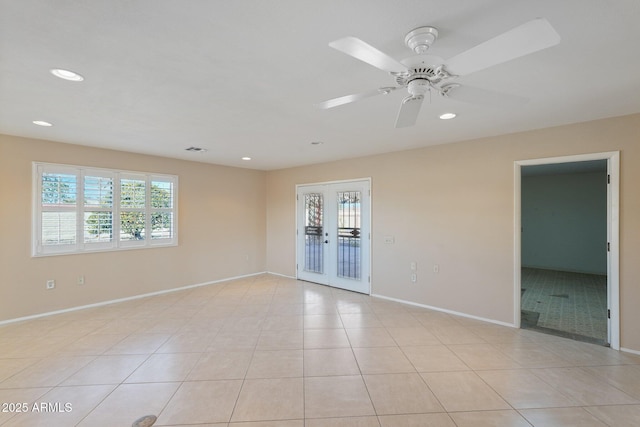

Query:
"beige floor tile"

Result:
[[208, 331, 259, 350], [531, 367, 639, 405], [0, 358, 40, 382], [230, 421, 303, 427], [4, 276, 639, 426], [339, 313, 383, 328], [220, 316, 265, 332], [156, 332, 215, 353], [421, 371, 510, 412], [477, 369, 579, 409], [402, 345, 469, 372], [0, 356, 94, 388], [346, 328, 396, 347], [55, 333, 127, 356], [257, 329, 303, 350], [542, 339, 628, 366], [584, 404, 640, 427], [231, 378, 303, 422], [126, 352, 202, 382], [363, 373, 444, 414], [245, 349, 303, 378], [386, 327, 442, 346], [428, 325, 485, 345], [262, 315, 303, 330], [77, 382, 179, 427], [304, 375, 375, 418], [336, 302, 373, 315], [103, 333, 171, 355], [304, 348, 361, 377], [377, 313, 423, 328], [492, 342, 572, 368], [157, 380, 242, 425], [3, 384, 115, 427], [378, 413, 457, 427], [448, 343, 522, 370], [61, 354, 147, 385], [449, 410, 532, 427], [304, 328, 350, 349], [352, 347, 415, 374], [306, 416, 380, 427], [0, 387, 52, 425], [582, 365, 640, 399], [304, 303, 338, 315], [304, 314, 344, 329], [519, 407, 608, 426], [187, 350, 253, 380]]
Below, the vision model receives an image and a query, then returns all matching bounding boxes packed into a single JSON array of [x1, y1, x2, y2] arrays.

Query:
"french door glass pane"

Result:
[[337, 191, 361, 280], [304, 193, 324, 274]]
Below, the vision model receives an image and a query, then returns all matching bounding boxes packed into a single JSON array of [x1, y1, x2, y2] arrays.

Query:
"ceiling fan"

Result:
[[316, 18, 560, 127]]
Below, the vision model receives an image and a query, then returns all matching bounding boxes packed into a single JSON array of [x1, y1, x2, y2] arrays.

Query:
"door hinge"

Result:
[[296, 264, 299, 270], [607, 242, 610, 252], [368, 276, 371, 283], [608, 309, 611, 319], [607, 174, 610, 184], [296, 194, 299, 201]]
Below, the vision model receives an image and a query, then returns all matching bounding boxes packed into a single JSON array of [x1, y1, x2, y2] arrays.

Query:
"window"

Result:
[[33, 163, 177, 256]]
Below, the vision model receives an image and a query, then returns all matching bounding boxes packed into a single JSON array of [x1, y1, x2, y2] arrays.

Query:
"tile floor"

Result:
[[521, 268, 608, 342], [1, 274, 639, 426]]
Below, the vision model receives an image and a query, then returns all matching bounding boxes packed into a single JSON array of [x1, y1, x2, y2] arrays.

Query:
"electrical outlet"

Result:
[[411, 273, 417, 283], [77, 275, 85, 285], [433, 264, 439, 273], [46, 279, 55, 290], [410, 261, 417, 271]]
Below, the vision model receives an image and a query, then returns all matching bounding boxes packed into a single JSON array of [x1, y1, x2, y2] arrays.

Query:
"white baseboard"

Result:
[[0, 271, 267, 326], [371, 293, 516, 328], [265, 271, 296, 279], [620, 347, 640, 356]]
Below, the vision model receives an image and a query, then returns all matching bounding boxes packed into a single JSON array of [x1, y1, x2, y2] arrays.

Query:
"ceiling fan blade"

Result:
[[395, 96, 424, 128], [329, 37, 408, 74], [315, 87, 397, 109], [444, 85, 528, 108], [445, 18, 560, 76]]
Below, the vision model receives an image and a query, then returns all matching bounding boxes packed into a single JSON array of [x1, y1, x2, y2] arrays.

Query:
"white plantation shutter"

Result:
[[150, 177, 175, 242], [33, 162, 177, 256], [83, 171, 114, 249]]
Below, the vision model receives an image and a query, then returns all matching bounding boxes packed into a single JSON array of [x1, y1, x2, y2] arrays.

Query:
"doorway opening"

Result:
[[514, 152, 619, 349], [296, 179, 371, 294]]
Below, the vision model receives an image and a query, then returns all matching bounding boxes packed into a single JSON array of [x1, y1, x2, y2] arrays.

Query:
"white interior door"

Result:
[[297, 180, 370, 294]]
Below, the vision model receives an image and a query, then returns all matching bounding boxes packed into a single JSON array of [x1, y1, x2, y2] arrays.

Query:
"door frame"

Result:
[[295, 178, 372, 294], [513, 151, 620, 349]]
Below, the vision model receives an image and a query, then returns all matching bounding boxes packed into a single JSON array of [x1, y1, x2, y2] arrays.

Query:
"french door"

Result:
[[296, 180, 370, 294]]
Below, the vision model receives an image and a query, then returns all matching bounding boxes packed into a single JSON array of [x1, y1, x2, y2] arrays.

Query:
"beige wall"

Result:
[[2, 114, 638, 352], [265, 113, 640, 351], [0, 134, 267, 321]]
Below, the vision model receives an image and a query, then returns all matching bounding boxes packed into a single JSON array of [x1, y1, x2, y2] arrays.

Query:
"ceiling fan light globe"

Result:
[[407, 79, 430, 97]]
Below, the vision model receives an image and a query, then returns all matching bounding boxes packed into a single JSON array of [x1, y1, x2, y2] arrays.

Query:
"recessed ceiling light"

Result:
[[439, 113, 457, 120], [33, 120, 53, 127], [241, 157, 252, 161], [50, 68, 84, 82]]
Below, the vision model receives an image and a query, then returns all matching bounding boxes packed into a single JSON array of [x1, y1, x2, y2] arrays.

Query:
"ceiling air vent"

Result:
[[185, 146, 208, 153]]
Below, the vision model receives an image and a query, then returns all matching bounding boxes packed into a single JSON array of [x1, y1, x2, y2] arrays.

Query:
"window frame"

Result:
[[32, 162, 178, 257]]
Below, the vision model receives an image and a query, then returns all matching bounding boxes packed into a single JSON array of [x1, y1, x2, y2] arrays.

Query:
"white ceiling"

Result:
[[1, 0, 639, 170]]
